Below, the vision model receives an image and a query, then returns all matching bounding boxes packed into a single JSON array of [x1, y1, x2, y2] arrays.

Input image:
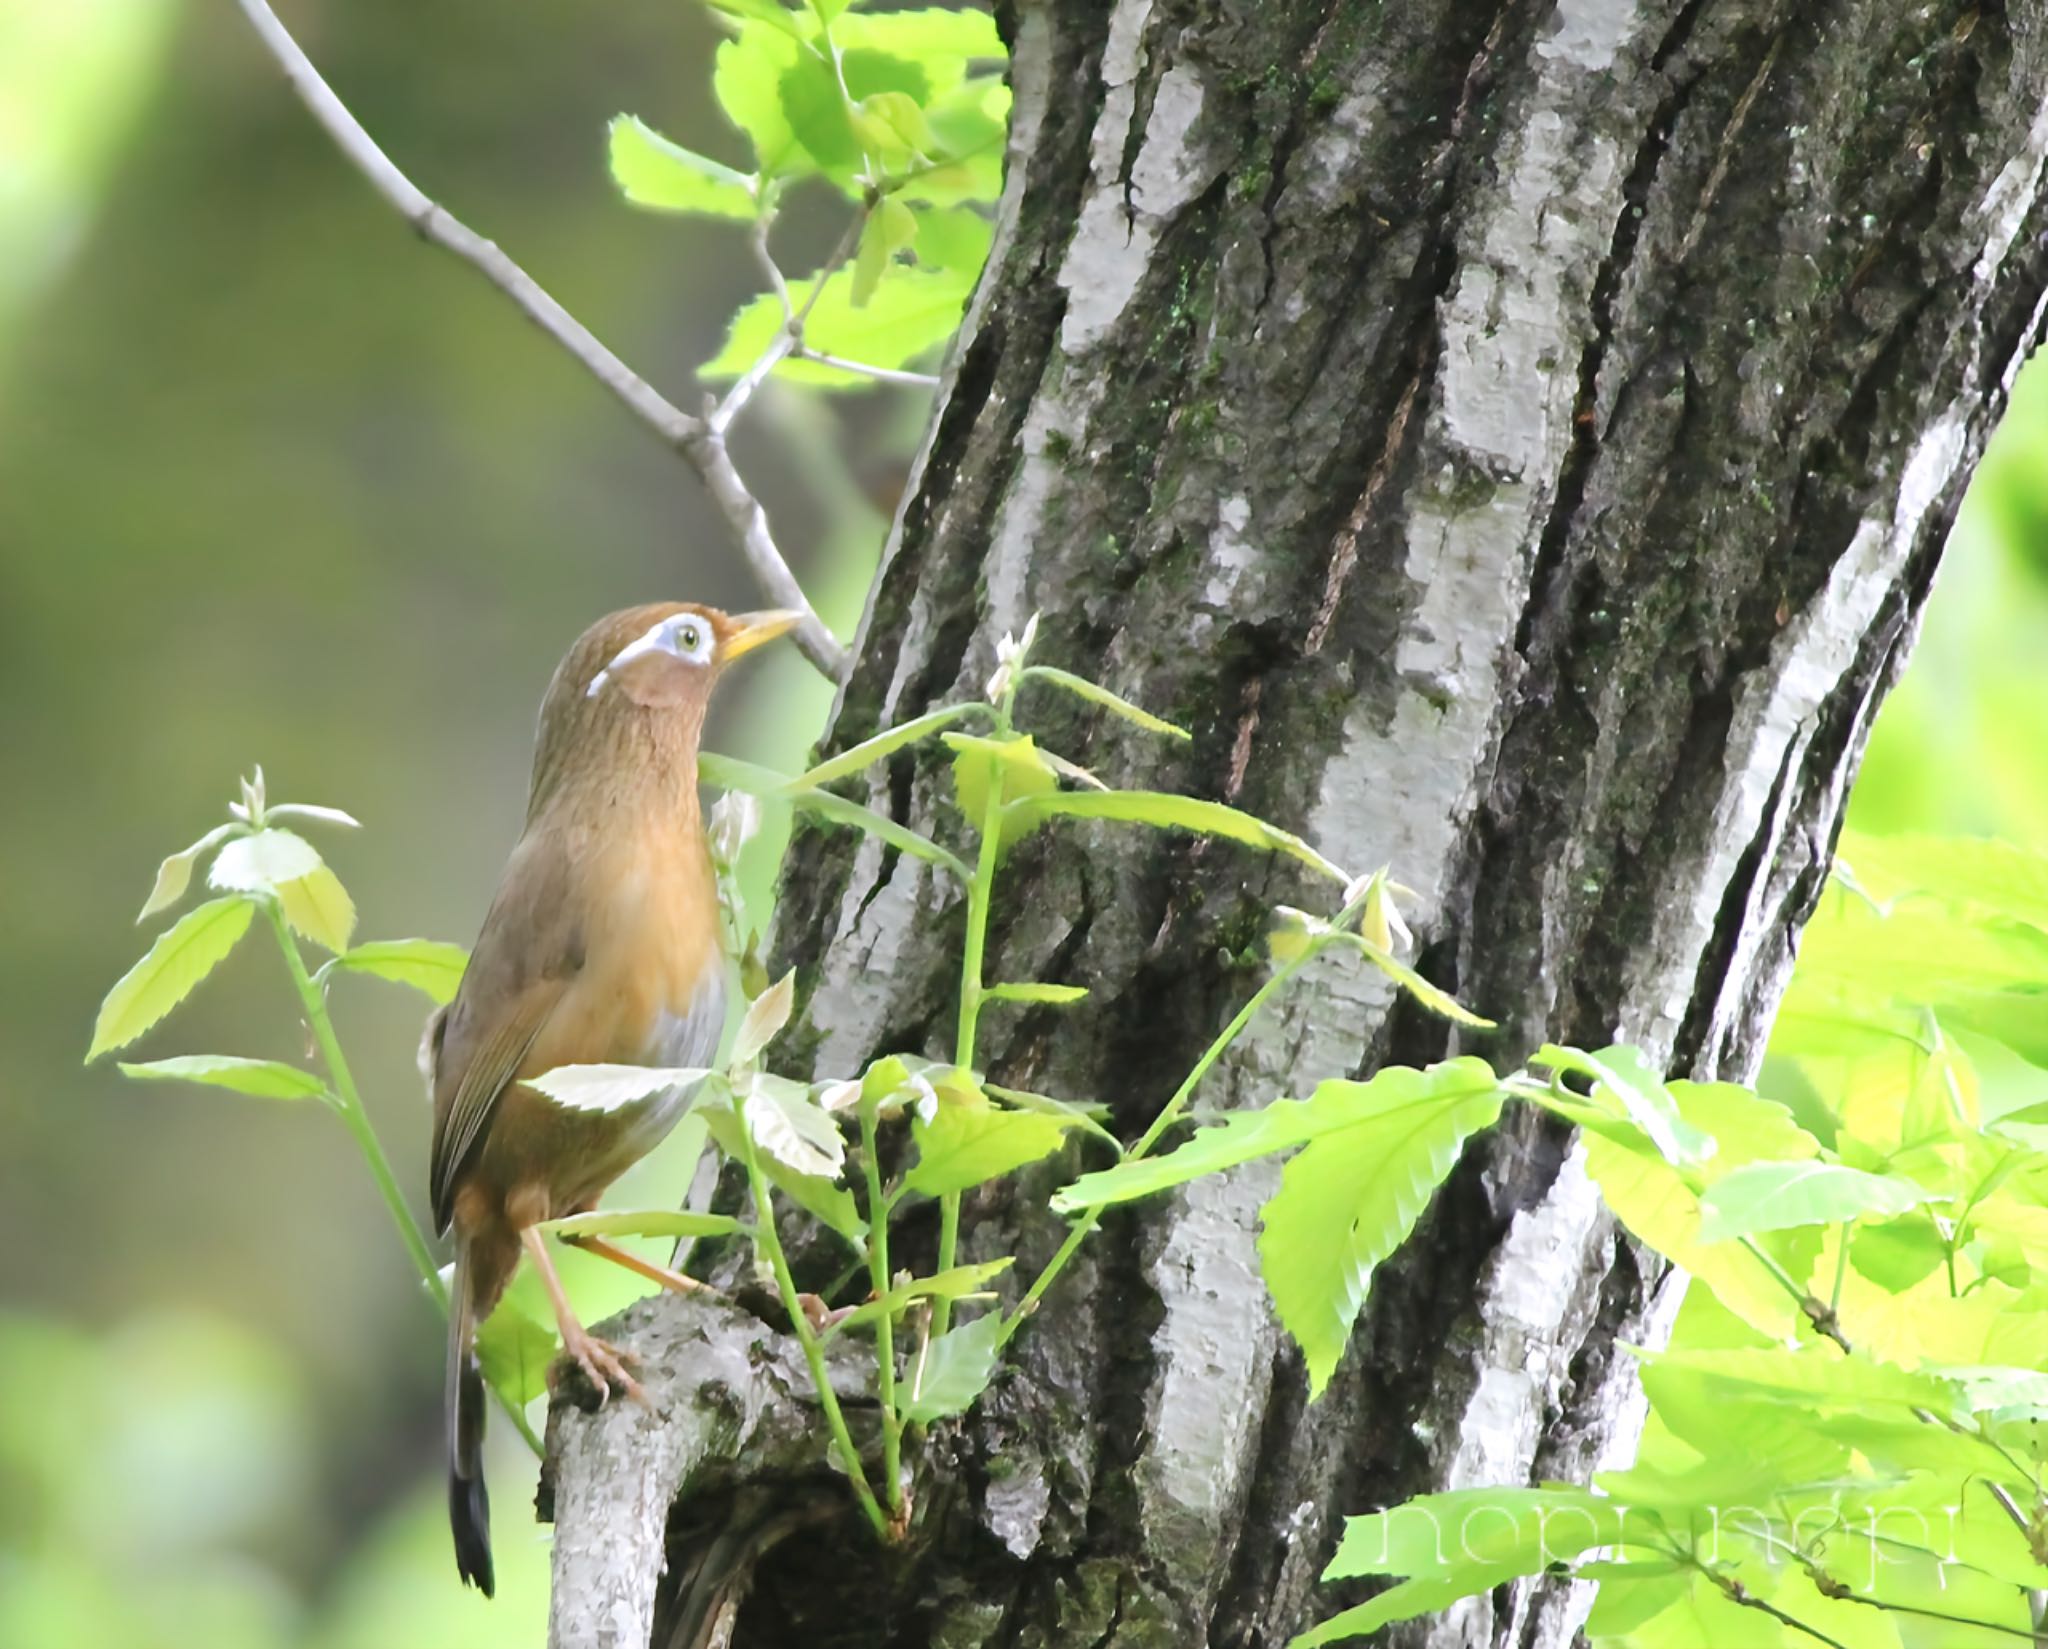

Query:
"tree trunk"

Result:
[[542, 0, 2048, 1644]]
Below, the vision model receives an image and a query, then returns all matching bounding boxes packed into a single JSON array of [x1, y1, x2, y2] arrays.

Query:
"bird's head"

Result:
[[528, 602, 800, 811]]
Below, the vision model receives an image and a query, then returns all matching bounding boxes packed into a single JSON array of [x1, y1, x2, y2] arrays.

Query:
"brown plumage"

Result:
[[428, 601, 797, 1596]]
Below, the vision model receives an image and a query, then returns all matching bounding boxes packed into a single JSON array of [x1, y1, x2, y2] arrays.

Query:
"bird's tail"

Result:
[[448, 1244, 494, 1597]]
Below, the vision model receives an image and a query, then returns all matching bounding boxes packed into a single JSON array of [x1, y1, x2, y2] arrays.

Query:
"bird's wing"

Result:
[[429, 832, 582, 1232]]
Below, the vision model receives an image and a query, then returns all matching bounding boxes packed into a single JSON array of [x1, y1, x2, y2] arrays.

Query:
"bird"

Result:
[[425, 601, 798, 1597]]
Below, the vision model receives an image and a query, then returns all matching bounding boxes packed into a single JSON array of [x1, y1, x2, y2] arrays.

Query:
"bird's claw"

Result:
[[554, 1329, 650, 1409]]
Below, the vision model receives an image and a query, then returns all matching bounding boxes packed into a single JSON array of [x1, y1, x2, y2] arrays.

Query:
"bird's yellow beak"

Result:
[[719, 609, 802, 663]]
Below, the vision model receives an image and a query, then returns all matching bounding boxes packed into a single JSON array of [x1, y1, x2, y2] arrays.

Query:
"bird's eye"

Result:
[[680, 625, 702, 652]]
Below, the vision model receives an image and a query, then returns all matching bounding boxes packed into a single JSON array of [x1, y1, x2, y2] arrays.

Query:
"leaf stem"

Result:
[[738, 1114, 890, 1540], [264, 903, 543, 1455], [860, 1107, 905, 1514]]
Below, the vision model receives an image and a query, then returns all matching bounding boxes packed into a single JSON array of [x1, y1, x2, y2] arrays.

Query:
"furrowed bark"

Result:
[[544, 1, 2048, 1644]]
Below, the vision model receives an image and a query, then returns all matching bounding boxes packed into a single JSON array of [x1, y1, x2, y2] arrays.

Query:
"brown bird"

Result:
[[426, 601, 798, 1596]]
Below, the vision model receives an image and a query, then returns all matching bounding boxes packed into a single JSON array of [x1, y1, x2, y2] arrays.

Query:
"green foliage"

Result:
[[89, 895, 254, 1060], [117, 1055, 330, 1104], [318, 938, 468, 1006]]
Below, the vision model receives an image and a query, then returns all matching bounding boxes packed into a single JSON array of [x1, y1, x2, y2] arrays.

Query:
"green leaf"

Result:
[[830, 8, 1004, 66], [539, 1210, 745, 1242], [526, 1063, 711, 1113], [1695, 1161, 1937, 1242], [1531, 1044, 1714, 1166], [262, 803, 360, 831], [1261, 1073, 1506, 1394], [829, 1259, 1014, 1336], [1003, 790, 1349, 883], [984, 1082, 1121, 1149], [1322, 1486, 1633, 1580], [116, 1054, 329, 1103], [945, 732, 1060, 849], [899, 1310, 1002, 1423], [476, 1290, 557, 1407], [1341, 935, 1495, 1028], [851, 195, 918, 305], [88, 896, 255, 1060], [138, 822, 239, 920], [732, 970, 796, 1065], [1640, 1346, 1961, 1418], [714, 24, 806, 177], [906, 1104, 1074, 1197], [983, 982, 1088, 1005], [787, 704, 987, 790], [208, 827, 322, 893], [701, 264, 973, 385], [777, 49, 859, 175], [912, 205, 994, 274], [898, 78, 1007, 205], [323, 938, 468, 1006], [742, 1072, 846, 1178], [1021, 666, 1192, 740], [607, 115, 756, 219], [1837, 829, 2048, 932], [277, 865, 356, 954], [1054, 1058, 1500, 1211], [700, 751, 971, 880]]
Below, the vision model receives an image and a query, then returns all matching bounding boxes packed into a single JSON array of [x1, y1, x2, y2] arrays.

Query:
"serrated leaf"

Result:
[[608, 115, 757, 219], [742, 1072, 846, 1178], [1343, 935, 1495, 1027], [906, 1104, 1074, 1197], [705, 1102, 867, 1247], [138, 823, 240, 920], [88, 896, 255, 1060], [1696, 1161, 1936, 1242], [1323, 1486, 1633, 1580], [984, 1082, 1121, 1150], [732, 970, 796, 1065], [539, 1210, 745, 1242], [787, 704, 987, 790], [945, 732, 1060, 849], [983, 982, 1088, 1005], [277, 864, 356, 954], [829, 9, 1004, 69], [700, 751, 971, 880], [851, 195, 917, 305], [1004, 789, 1349, 883], [324, 938, 468, 1006], [701, 264, 973, 385], [899, 1310, 1002, 1423], [1022, 666, 1191, 740], [912, 204, 994, 273], [1054, 1059, 1500, 1212], [208, 827, 322, 893], [1261, 1074, 1506, 1394], [778, 49, 859, 174], [1531, 1044, 1714, 1166], [117, 1054, 329, 1103], [526, 1063, 711, 1113], [704, 0, 807, 38], [714, 24, 806, 177], [829, 1259, 1014, 1336]]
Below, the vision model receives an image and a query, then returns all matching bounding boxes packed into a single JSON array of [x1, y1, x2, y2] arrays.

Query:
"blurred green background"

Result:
[[2, 3, 2044, 1646]]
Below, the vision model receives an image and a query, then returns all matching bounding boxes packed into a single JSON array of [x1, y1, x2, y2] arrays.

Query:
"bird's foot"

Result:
[[797, 1292, 854, 1334], [551, 1327, 649, 1409]]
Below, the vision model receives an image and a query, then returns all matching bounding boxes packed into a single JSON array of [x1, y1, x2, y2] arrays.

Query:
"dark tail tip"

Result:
[[450, 1465, 494, 1597]]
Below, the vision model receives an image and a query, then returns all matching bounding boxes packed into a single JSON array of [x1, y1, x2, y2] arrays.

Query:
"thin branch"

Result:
[[798, 351, 943, 389], [229, 0, 848, 680]]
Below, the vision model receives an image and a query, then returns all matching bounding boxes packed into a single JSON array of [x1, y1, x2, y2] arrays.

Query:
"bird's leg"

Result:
[[517, 1226, 649, 1407], [560, 1232, 721, 1298]]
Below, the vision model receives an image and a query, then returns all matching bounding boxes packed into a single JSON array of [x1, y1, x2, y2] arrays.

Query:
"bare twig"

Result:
[[797, 351, 942, 389], [711, 201, 875, 436], [230, 0, 848, 680]]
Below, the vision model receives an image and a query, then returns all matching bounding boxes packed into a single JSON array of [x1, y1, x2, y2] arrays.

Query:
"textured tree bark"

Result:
[[542, 1, 2048, 1645]]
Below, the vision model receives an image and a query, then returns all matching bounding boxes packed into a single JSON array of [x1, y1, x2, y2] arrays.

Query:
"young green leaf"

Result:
[[700, 751, 971, 880], [851, 196, 917, 306], [117, 1055, 330, 1103], [526, 1064, 712, 1113], [945, 732, 1060, 846], [1054, 1059, 1501, 1212], [208, 827, 322, 893], [899, 1310, 1002, 1423], [1003, 790, 1349, 884], [703, 0, 808, 39], [1342, 935, 1495, 1028], [732, 970, 797, 1065], [714, 24, 806, 177], [983, 982, 1089, 1005], [701, 264, 974, 385], [787, 703, 987, 790], [701, 1102, 867, 1247], [1695, 1161, 1937, 1242], [912, 205, 994, 274], [1260, 1072, 1506, 1394], [277, 865, 356, 954], [741, 1071, 846, 1178], [262, 803, 361, 831], [1530, 1044, 1713, 1166], [138, 822, 240, 921], [906, 1104, 1074, 1198], [322, 938, 469, 1006], [983, 1082, 1121, 1151], [1021, 666, 1192, 741], [608, 115, 757, 219], [476, 1290, 558, 1407], [88, 896, 255, 1061], [539, 1210, 745, 1242], [827, 1259, 1015, 1336]]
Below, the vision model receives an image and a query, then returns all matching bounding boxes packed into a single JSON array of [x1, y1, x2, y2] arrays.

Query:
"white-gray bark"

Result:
[[543, 0, 2048, 1644]]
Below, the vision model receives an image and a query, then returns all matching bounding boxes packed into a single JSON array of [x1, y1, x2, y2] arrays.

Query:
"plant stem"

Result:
[[738, 1118, 891, 1540], [938, 695, 1014, 1332], [998, 933, 1339, 1349], [860, 1108, 904, 1514], [265, 903, 544, 1456]]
